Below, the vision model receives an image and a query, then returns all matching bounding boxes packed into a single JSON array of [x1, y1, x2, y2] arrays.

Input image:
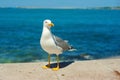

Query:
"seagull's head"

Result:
[[43, 19, 54, 29]]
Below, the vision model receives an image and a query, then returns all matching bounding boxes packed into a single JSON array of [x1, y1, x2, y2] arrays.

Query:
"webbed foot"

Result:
[[52, 67, 59, 71]]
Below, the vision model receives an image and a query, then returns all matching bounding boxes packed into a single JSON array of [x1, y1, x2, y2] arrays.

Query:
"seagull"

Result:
[[40, 19, 75, 71]]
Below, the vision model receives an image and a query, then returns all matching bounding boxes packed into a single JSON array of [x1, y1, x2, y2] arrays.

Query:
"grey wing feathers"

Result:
[[53, 35, 72, 51]]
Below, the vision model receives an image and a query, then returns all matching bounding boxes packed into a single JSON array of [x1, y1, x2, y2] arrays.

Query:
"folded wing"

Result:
[[52, 35, 73, 51]]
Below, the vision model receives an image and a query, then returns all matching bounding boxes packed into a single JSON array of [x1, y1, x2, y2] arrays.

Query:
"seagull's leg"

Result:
[[52, 55, 59, 71], [48, 54, 51, 67], [42, 54, 51, 69]]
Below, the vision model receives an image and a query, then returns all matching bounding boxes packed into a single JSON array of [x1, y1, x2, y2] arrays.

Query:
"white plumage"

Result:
[[40, 19, 74, 71], [40, 23, 62, 54]]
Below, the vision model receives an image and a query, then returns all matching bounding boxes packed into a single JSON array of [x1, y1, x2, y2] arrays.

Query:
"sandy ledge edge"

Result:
[[0, 59, 120, 80]]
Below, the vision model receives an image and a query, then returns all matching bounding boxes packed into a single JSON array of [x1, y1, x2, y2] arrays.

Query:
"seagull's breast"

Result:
[[40, 27, 62, 54]]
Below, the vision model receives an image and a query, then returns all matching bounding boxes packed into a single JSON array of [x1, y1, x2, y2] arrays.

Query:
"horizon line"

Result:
[[0, 6, 120, 10]]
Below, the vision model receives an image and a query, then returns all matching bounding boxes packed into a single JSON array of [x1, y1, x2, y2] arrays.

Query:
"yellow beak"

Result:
[[49, 23, 54, 27]]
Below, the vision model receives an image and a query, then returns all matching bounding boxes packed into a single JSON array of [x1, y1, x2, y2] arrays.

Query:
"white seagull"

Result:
[[40, 19, 75, 71]]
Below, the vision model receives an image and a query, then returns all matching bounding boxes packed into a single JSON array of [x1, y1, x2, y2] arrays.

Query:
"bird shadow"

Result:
[[46, 61, 74, 69]]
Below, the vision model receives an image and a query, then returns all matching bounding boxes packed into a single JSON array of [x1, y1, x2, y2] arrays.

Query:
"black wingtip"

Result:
[[68, 46, 77, 51]]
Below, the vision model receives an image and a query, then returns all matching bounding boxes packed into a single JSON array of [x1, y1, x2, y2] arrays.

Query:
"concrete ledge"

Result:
[[0, 59, 120, 80]]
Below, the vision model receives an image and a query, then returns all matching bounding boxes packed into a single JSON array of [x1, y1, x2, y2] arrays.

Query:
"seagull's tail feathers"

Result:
[[68, 46, 77, 51]]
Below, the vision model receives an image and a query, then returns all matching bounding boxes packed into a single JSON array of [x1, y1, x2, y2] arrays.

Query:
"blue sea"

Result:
[[0, 8, 120, 63]]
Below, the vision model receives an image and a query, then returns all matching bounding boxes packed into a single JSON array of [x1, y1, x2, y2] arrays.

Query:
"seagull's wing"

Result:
[[52, 35, 72, 51]]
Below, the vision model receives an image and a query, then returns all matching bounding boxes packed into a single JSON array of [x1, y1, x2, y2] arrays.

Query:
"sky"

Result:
[[0, 0, 120, 8]]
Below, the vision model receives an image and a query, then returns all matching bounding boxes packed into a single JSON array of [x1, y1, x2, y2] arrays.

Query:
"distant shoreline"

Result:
[[0, 6, 120, 10]]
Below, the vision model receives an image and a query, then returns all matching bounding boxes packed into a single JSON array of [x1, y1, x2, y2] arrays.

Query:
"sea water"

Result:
[[0, 8, 120, 63]]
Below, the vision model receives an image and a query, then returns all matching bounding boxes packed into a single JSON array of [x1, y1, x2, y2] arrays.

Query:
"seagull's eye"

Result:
[[45, 21, 47, 23]]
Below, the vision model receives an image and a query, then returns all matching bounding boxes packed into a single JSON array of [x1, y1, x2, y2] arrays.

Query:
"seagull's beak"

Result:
[[49, 23, 54, 27]]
